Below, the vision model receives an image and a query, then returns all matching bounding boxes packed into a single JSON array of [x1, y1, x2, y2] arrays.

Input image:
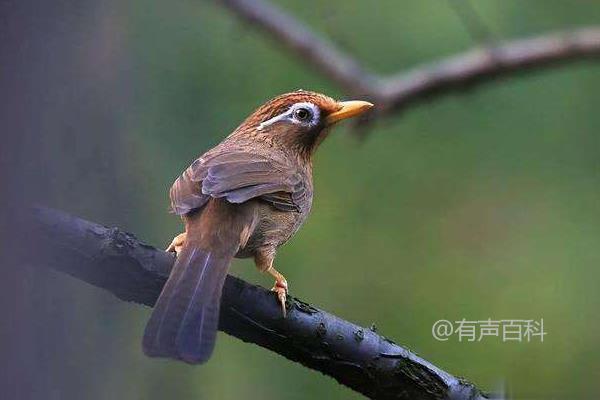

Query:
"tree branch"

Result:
[[31, 206, 489, 400], [221, 0, 378, 95], [378, 27, 600, 113], [221, 0, 600, 116]]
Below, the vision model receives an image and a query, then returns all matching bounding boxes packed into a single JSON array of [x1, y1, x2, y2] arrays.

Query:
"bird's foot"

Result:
[[166, 232, 186, 255], [270, 278, 288, 318]]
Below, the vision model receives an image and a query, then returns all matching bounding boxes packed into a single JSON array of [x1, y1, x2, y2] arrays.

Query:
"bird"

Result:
[[142, 90, 373, 364]]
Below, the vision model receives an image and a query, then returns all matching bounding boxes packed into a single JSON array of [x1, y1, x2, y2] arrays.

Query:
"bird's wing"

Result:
[[170, 151, 308, 215]]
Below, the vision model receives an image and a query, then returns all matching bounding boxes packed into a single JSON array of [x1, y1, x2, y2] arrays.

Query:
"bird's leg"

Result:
[[267, 266, 288, 317], [166, 232, 187, 255], [255, 250, 288, 317]]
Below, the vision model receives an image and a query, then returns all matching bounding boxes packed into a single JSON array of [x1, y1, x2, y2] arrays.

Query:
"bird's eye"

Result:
[[293, 107, 312, 122]]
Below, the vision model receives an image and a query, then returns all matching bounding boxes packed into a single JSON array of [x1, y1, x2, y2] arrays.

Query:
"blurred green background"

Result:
[[14, 0, 600, 398]]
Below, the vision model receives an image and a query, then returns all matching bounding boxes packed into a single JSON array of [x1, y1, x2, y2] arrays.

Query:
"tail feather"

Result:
[[143, 245, 232, 364]]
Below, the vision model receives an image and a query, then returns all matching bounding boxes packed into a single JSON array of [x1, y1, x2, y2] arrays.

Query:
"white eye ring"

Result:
[[257, 102, 320, 130], [289, 102, 320, 126]]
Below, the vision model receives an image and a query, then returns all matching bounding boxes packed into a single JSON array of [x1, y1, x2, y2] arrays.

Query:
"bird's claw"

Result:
[[271, 280, 288, 318], [166, 232, 187, 255]]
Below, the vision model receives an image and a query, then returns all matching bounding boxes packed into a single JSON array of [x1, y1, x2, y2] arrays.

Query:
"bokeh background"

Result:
[[3, 0, 600, 399]]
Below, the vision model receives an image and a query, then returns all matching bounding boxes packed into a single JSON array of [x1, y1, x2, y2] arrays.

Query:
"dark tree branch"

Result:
[[31, 206, 489, 400], [221, 0, 600, 117]]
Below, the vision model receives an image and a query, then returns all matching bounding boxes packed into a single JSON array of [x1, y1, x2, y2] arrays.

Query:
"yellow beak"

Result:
[[326, 100, 374, 125]]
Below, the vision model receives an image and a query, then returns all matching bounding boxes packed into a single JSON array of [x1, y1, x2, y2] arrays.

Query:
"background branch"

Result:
[[221, 0, 600, 116], [378, 27, 600, 114], [31, 207, 489, 400], [221, 0, 378, 95]]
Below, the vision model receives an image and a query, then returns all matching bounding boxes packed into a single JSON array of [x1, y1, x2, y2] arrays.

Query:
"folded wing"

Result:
[[170, 151, 309, 214]]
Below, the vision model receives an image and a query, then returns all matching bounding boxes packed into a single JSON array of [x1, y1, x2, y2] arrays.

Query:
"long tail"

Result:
[[142, 243, 233, 364]]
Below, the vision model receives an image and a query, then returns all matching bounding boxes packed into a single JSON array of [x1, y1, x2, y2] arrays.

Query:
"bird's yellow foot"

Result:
[[268, 270, 288, 318], [166, 232, 186, 255]]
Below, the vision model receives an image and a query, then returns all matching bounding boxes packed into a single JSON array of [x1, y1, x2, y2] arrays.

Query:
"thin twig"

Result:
[[31, 206, 490, 400], [446, 0, 496, 46]]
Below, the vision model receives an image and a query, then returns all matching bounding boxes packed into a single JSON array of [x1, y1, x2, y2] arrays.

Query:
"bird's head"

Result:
[[231, 90, 373, 157]]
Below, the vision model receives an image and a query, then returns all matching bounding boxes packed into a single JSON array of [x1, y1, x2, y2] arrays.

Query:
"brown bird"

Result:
[[142, 90, 373, 364]]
